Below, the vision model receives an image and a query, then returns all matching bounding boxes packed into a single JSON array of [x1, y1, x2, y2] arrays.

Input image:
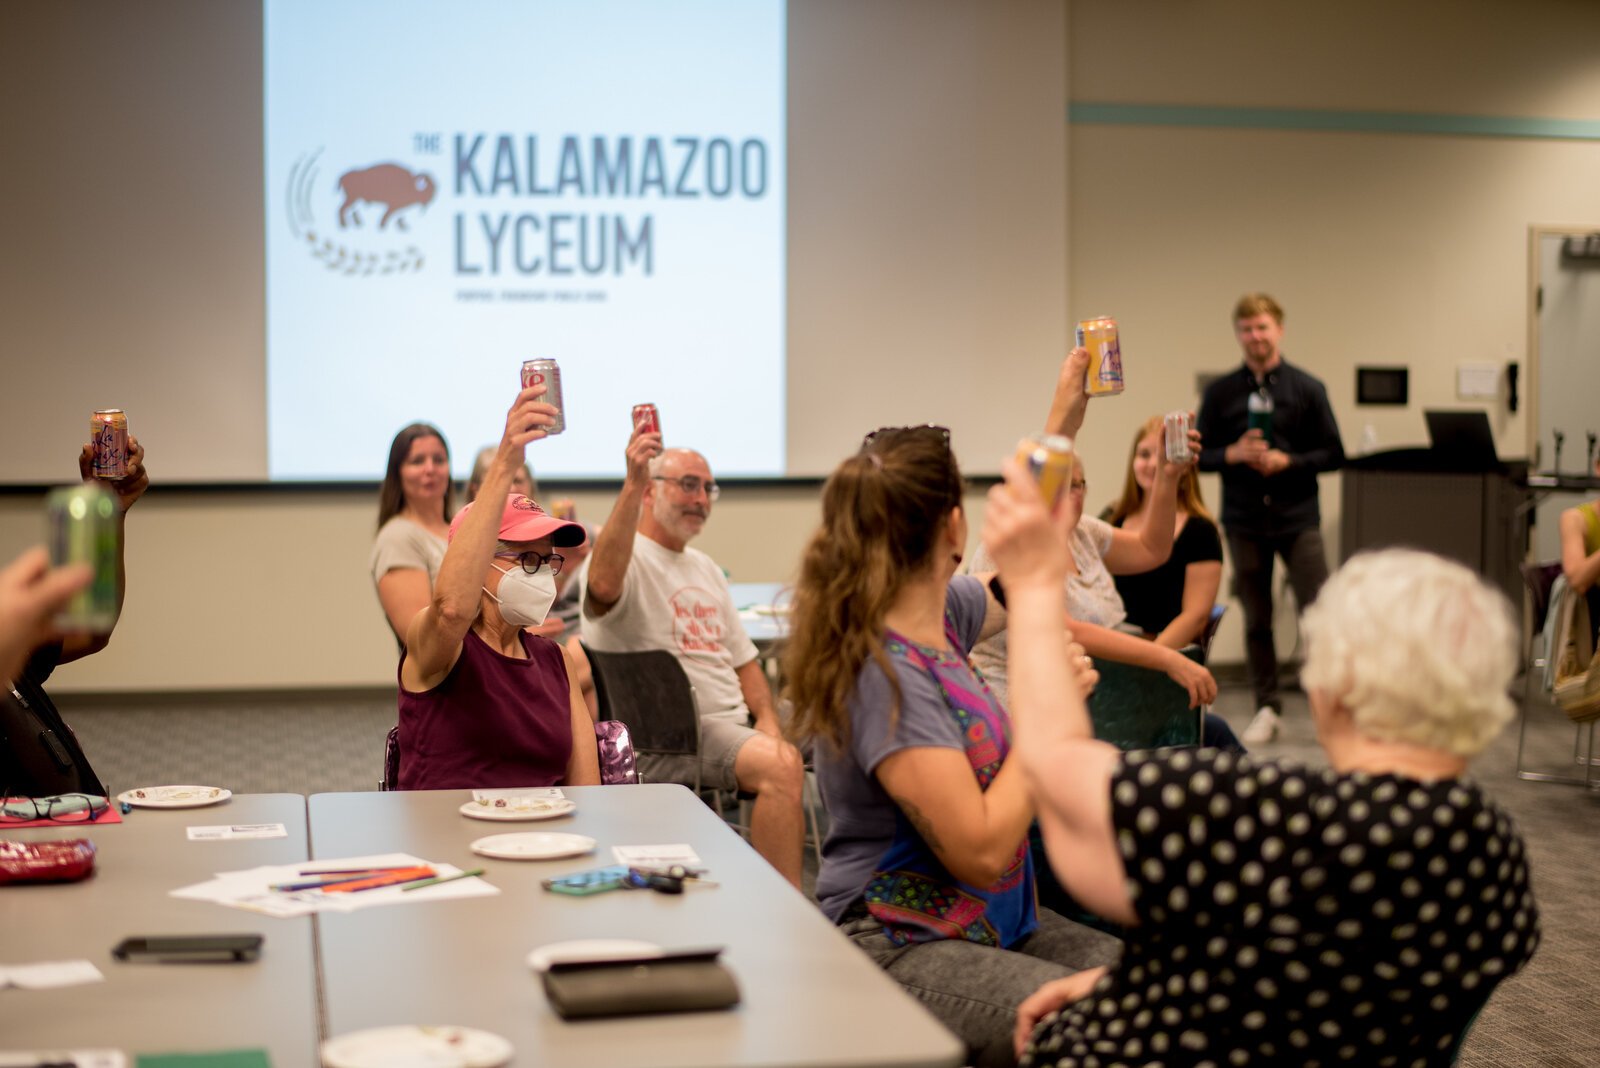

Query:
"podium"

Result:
[[1339, 449, 1529, 607]]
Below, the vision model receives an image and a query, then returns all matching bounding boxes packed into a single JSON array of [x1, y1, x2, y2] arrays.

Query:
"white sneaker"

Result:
[[1241, 706, 1281, 745]]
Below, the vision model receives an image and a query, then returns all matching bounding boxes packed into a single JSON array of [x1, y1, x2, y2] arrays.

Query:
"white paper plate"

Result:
[[117, 785, 232, 809], [321, 1025, 512, 1068], [458, 798, 576, 822], [469, 832, 596, 861], [526, 938, 661, 973]]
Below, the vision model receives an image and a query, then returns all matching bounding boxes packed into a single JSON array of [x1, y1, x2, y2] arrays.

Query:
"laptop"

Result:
[[1424, 410, 1500, 471]]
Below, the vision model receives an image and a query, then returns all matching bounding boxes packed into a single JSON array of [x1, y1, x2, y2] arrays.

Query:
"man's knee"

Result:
[[738, 734, 804, 797]]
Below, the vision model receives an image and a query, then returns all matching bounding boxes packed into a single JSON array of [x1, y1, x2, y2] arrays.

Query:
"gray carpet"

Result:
[[56, 682, 1600, 1066]]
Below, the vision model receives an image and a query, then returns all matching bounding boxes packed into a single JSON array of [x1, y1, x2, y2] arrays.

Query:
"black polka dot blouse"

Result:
[[1023, 749, 1540, 1068]]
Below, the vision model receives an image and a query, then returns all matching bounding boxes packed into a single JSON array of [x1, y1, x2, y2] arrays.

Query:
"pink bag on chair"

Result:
[[595, 720, 640, 785]]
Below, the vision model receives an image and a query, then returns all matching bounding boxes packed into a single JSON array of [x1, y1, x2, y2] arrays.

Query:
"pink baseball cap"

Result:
[[449, 493, 587, 547]]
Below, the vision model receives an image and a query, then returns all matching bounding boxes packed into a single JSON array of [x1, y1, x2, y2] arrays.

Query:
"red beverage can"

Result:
[[520, 358, 566, 434], [90, 409, 129, 479], [631, 403, 660, 437]]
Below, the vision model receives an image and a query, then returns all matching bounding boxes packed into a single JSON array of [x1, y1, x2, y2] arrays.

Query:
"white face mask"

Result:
[[484, 563, 558, 627]]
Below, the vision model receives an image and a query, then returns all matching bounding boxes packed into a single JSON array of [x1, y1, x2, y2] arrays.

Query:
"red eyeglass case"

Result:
[[0, 839, 98, 885]]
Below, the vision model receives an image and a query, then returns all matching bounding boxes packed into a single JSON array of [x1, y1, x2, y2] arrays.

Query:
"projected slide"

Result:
[[265, 0, 785, 479]]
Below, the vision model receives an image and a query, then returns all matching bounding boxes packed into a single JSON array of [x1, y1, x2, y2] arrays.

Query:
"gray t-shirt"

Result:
[[813, 575, 993, 923], [370, 516, 447, 588], [968, 514, 1123, 710]]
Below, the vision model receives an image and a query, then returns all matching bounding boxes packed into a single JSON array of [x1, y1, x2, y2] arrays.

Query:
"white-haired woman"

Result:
[[983, 462, 1540, 1068]]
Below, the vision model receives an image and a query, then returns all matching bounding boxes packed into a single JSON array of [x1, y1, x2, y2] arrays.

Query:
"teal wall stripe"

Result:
[[1069, 102, 1600, 142]]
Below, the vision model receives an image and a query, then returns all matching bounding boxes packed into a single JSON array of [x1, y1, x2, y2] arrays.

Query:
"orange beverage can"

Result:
[[1015, 434, 1075, 508], [90, 409, 129, 479], [1076, 317, 1125, 396]]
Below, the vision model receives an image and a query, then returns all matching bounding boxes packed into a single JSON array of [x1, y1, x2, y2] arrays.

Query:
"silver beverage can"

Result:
[[1163, 411, 1193, 463], [46, 483, 120, 633], [520, 358, 566, 435]]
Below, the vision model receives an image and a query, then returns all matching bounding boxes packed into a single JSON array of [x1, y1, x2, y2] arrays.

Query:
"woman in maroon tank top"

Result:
[[395, 385, 599, 790]]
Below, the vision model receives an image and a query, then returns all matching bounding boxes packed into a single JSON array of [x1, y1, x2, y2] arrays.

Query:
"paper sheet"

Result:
[[169, 852, 498, 918], [185, 823, 287, 841], [0, 959, 105, 989]]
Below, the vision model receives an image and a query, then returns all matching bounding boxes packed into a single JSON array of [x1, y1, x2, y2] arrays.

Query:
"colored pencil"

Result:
[[401, 868, 487, 892]]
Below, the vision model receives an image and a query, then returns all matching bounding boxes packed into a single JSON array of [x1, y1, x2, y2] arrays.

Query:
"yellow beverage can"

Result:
[[1076, 317, 1125, 396], [1015, 434, 1076, 508]]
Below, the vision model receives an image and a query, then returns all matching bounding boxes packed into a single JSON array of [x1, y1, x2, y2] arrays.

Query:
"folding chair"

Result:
[[1516, 560, 1599, 785], [1196, 603, 1227, 665], [1086, 647, 1206, 750]]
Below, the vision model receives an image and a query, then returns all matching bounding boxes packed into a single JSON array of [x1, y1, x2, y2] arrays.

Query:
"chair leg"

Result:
[[1517, 699, 1600, 786], [803, 767, 825, 867]]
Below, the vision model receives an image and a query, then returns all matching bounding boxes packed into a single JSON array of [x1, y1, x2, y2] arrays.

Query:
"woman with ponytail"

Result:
[[785, 420, 1118, 1068]]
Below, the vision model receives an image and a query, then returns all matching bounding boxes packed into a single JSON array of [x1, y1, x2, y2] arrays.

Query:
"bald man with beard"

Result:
[[579, 425, 804, 888]]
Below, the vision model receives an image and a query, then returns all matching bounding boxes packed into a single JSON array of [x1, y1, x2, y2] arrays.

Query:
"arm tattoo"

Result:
[[891, 793, 945, 854]]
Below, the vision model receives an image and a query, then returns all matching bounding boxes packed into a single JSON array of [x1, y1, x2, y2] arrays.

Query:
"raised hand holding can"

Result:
[[520, 359, 566, 434]]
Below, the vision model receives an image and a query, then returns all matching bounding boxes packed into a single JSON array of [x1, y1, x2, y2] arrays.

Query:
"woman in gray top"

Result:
[[371, 422, 455, 643]]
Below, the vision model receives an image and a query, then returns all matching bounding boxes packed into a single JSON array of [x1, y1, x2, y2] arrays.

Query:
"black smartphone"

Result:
[[112, 934, 263, 962]]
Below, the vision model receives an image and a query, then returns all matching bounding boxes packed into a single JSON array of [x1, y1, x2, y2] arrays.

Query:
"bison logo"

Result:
[[284, 149, 431, 276], [337, 163, 437, 231]]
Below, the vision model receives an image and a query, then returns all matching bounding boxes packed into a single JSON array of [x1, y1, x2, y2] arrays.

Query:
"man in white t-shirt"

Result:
[[580, 428, 804, 888]]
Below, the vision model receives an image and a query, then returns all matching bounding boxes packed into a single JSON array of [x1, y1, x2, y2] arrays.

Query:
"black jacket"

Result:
[[1197, 359, 1344, 536]]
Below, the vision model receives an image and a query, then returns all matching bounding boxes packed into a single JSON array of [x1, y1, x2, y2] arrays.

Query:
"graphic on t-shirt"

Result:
[[670, 586, 726, 654]]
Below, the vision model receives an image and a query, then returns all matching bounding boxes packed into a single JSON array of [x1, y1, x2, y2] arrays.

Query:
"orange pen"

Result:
[[322, 866, 436, 893]]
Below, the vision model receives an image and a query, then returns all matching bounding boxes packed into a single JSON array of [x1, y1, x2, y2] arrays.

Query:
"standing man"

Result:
[[1198, 294, 1344, 743], [580, 426, 805, 888]]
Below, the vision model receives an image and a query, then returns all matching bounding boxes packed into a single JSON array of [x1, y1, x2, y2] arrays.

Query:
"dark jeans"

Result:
[[1225, 526, 1330, 713]]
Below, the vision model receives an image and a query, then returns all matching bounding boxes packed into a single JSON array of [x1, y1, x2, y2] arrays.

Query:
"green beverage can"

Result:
[[46, 484, 119, 633], [1246, 388, 1275, 445]]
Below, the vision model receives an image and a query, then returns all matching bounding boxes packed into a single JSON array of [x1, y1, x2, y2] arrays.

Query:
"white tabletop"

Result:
[[308, 784, 962, 1068], [729, 582, 790, 648], [0, 793, 318, 1062]]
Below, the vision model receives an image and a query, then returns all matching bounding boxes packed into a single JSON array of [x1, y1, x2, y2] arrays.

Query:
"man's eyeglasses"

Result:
[[0, 793, 110, 824], [494, 549, 565, 576], [860, 425, 952, 452], [652, 475, 720, 501], [1069, 480, 1088, 494]]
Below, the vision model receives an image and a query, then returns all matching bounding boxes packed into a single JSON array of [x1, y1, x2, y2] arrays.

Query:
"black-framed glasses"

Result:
[[860, 425, 951, 452], [494, 549, 565, 576], [651, 475, 721, 501], [0, 792, 110, 824]]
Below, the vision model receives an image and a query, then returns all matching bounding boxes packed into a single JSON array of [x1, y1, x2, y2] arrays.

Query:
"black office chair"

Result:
[[582, 645, 731, 809], [582, 643, 827, 857]]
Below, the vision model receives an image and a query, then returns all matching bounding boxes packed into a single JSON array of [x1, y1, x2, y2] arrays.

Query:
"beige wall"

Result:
[[0, 482, 997, 693], [13, 0, 1600, 691], [1064, 0, 1600, 662]]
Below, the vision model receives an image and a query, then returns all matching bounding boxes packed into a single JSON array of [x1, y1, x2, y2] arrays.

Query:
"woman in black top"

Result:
[[1104, 415, 1222, 649]]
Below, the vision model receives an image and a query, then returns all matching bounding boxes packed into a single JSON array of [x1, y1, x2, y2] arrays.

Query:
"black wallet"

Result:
[[542, 947, 741, 1019]]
